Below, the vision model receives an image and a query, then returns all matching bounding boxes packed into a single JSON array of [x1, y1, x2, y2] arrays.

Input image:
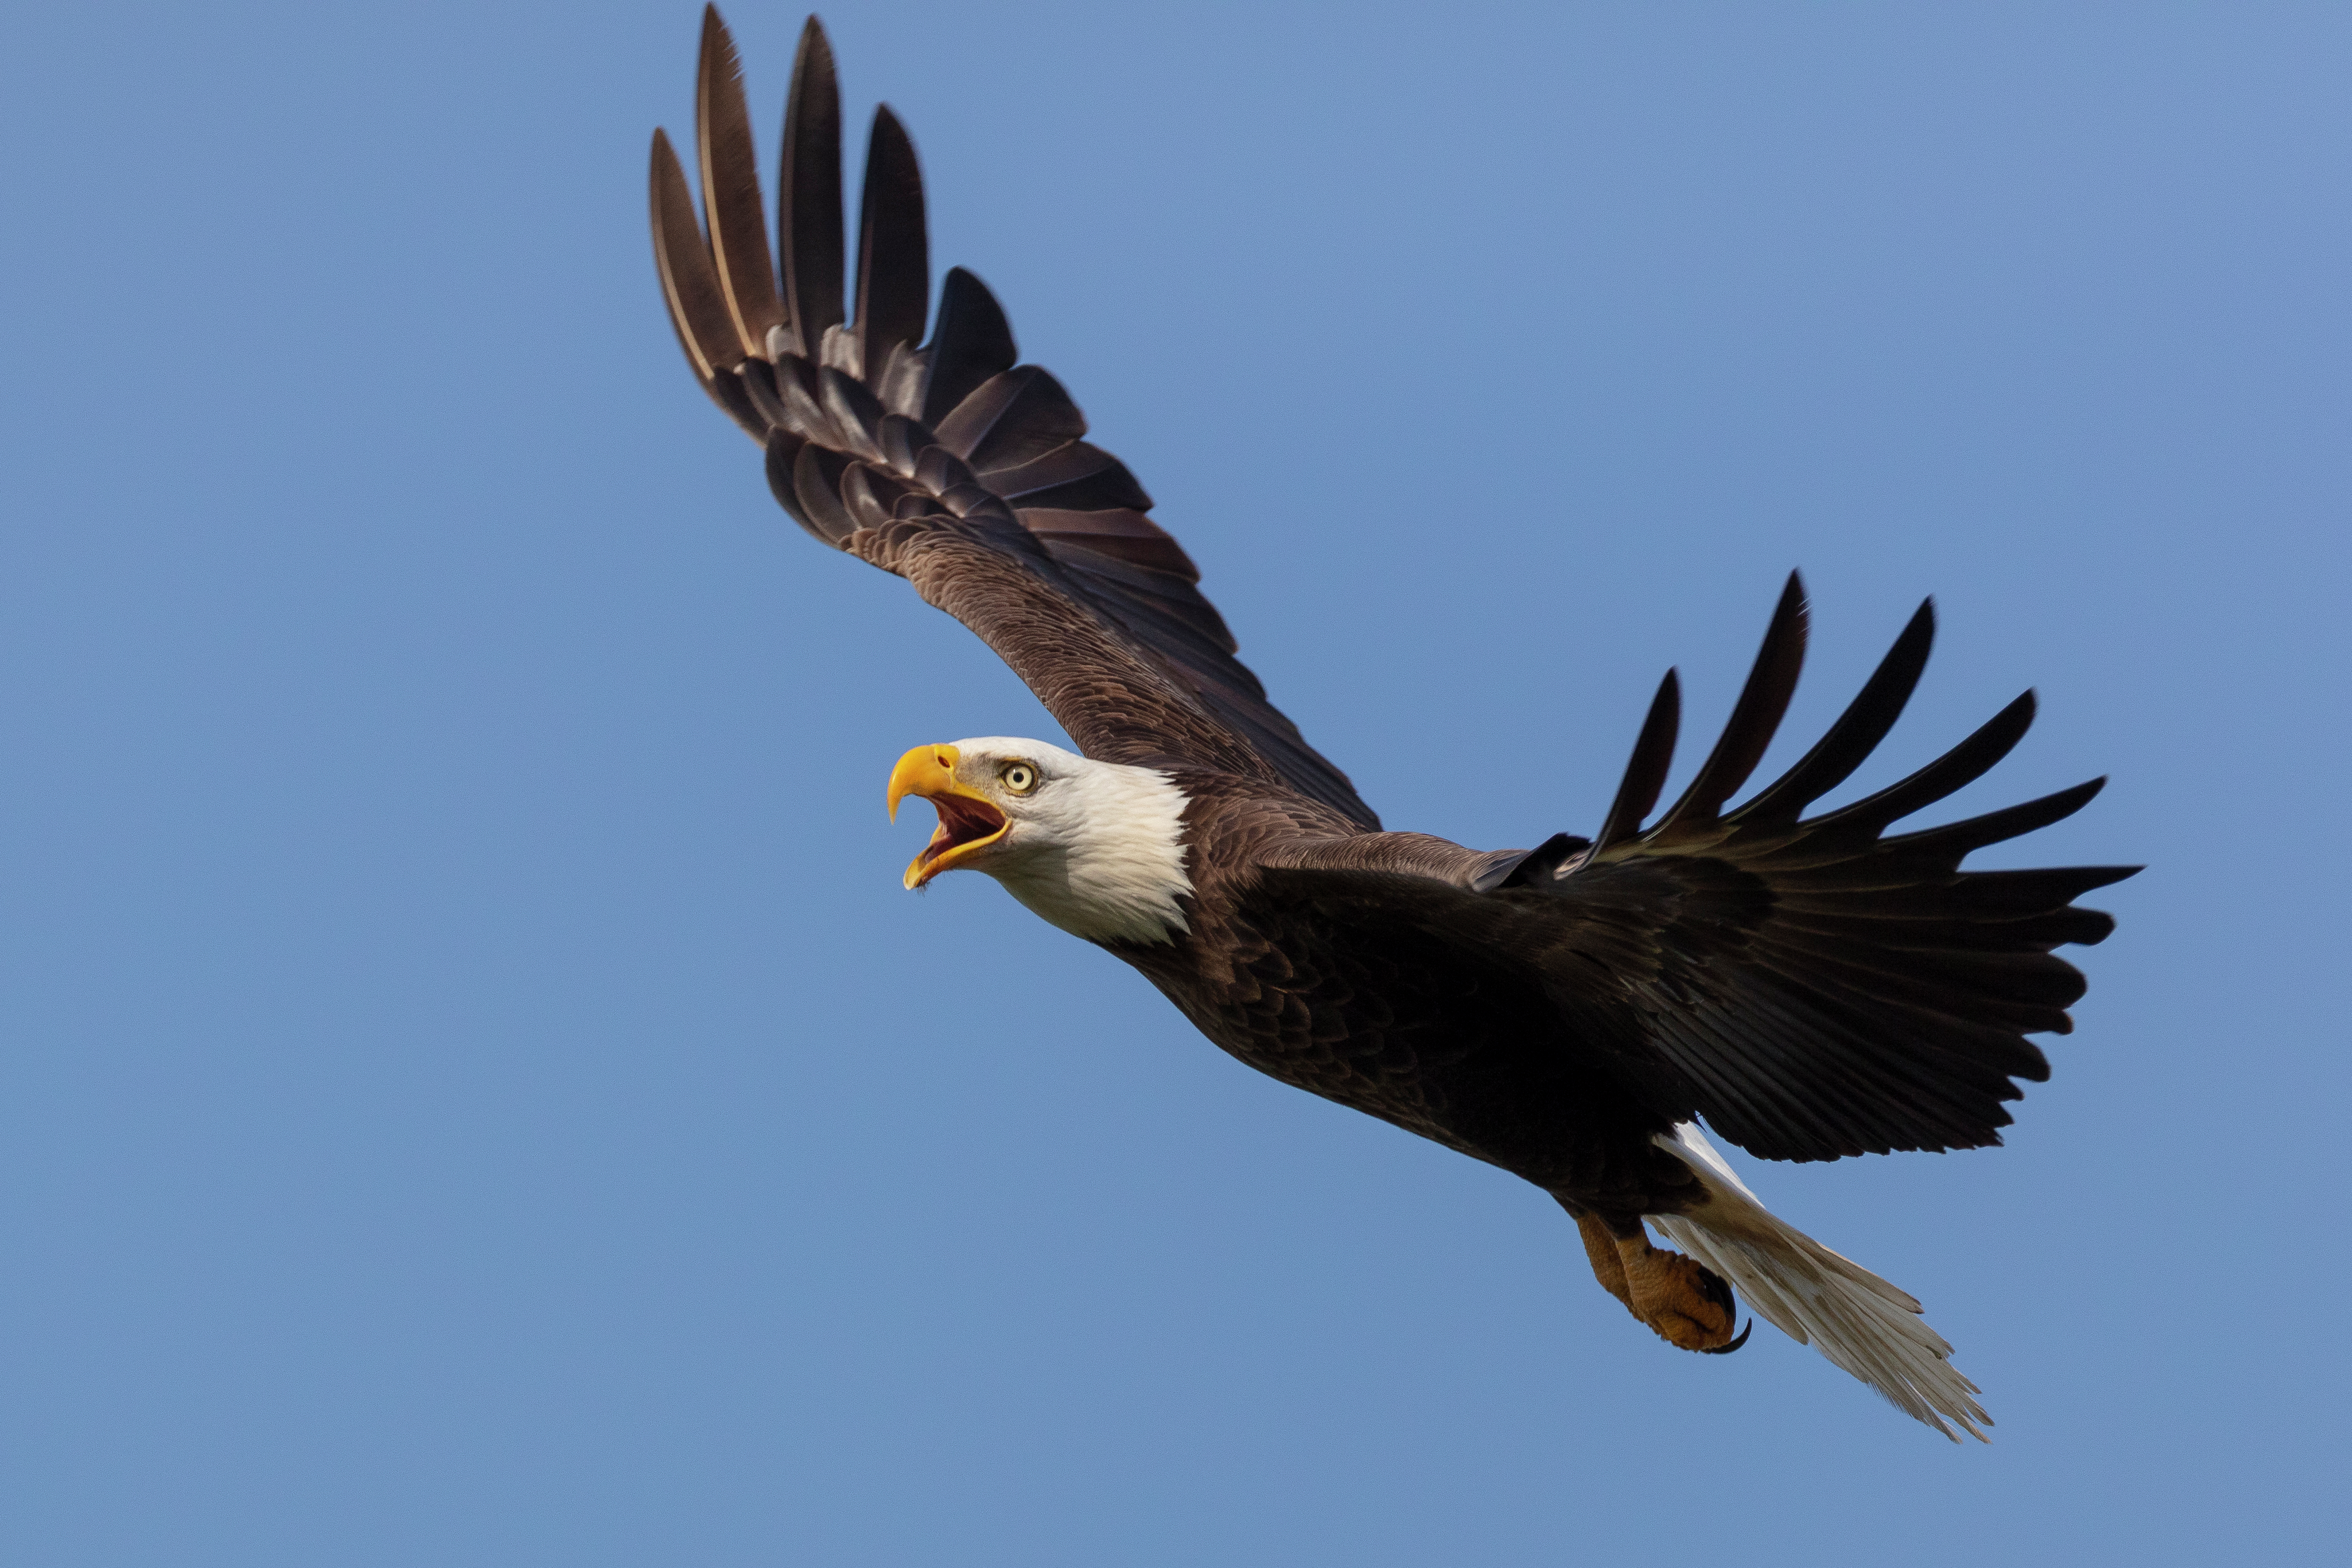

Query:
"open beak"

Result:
[[886, 743, 1009, 890]]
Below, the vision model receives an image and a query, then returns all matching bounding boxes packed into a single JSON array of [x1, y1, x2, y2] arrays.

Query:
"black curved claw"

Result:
[[1693, 1258, 1737, 1316], [1699, 1319, 1754, 1355]]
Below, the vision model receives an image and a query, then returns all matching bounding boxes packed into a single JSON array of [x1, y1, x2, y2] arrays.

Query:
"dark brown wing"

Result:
[[1262, 575, 2138, 1163], [650, 9, 1377, 828]]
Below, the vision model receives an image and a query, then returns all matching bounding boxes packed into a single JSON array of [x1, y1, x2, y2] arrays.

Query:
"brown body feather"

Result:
[[1125, 777, 1710, 1217]]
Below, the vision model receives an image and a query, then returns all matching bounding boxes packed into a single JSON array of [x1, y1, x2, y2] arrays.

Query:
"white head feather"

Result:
[[923, 737, 1194, 946]]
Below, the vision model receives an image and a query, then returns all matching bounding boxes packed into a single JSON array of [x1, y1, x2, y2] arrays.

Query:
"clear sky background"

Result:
[[1, 2, 2345, 1563]]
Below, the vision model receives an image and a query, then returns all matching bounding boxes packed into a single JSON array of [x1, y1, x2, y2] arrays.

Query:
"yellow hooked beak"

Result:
[[886, 743, 1010, 890]]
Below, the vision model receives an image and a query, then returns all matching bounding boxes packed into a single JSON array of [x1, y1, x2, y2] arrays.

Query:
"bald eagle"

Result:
[[651, 9, 2135, 1442]]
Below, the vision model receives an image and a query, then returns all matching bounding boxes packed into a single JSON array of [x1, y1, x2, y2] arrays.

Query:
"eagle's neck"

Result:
[[988, 758, 1193, 946]]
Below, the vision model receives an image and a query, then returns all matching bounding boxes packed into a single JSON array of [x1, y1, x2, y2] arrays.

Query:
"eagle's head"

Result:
[[885, 737, 1194, 946]]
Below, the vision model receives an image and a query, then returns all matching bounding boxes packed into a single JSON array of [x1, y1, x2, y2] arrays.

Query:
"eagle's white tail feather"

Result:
[[1648, 1123, 1991, 1443]]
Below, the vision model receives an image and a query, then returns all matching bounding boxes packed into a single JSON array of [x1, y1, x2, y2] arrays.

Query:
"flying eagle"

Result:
[[650, 9, 2134, 1442]]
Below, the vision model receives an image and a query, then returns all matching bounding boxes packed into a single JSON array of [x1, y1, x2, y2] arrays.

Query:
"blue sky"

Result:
[[1, 2, 2345, 1562]]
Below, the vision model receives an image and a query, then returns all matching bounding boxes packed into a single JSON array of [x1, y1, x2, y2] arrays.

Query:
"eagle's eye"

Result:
[[1000, 762, 1039, 794]]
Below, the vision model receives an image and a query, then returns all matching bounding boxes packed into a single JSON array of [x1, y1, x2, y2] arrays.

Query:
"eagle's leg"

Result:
[[1567, 1205, 1738, 1352], [1571, 1205, 1636, 1309]]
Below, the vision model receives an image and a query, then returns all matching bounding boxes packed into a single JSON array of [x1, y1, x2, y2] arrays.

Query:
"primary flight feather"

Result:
[[651, 8, 2137, 1442]]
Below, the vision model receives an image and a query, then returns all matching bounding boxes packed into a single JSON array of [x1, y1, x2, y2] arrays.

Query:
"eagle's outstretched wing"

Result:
[[1264, 574, 2138, 1163], [651, 9, 1377, 829]]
